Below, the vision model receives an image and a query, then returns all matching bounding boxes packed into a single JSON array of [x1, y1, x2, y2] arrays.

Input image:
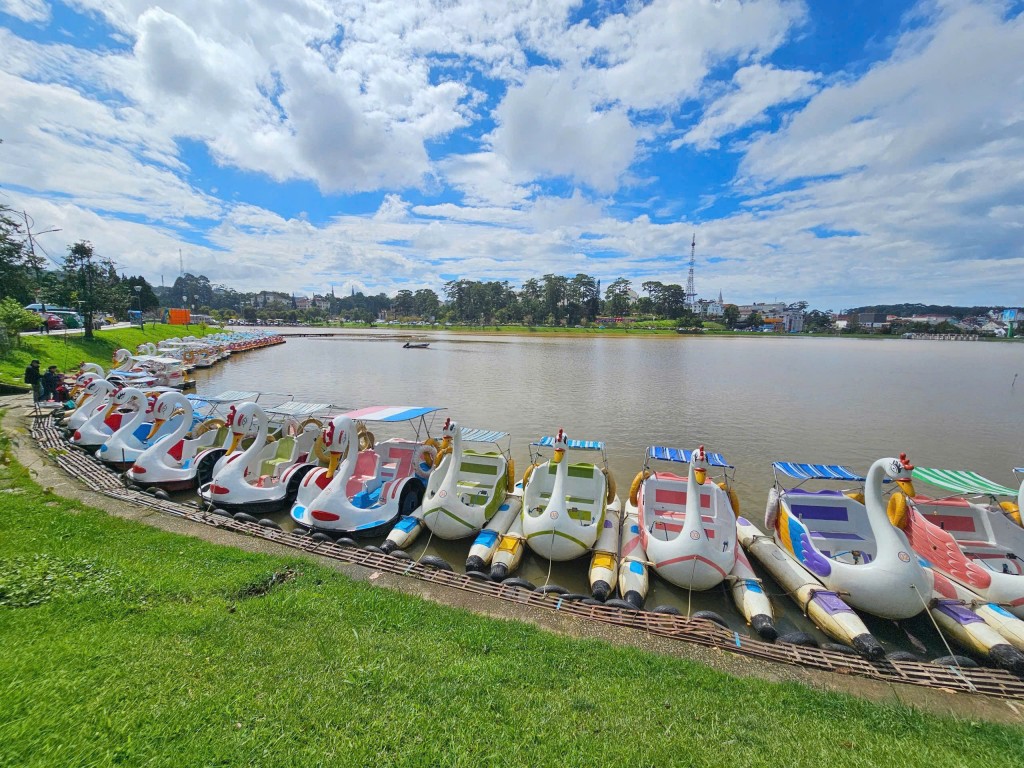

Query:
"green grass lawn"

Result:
[[0, 324, 214, 390], [0, 425, 1021, 767]]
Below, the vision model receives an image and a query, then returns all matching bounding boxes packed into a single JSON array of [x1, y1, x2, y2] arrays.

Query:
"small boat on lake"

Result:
[[403, 342, 429, 349]]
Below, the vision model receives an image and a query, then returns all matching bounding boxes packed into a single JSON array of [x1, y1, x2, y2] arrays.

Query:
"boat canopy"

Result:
[[343, 405, 444, 422], [459, 427, 509, 443], [912, 466, 1017, 497], [265, 401, 334, 418], [773, 462, 865, 481], [187, 390, 261, 405], [534, 436, 603, 450], [647, 445, 731, 468]]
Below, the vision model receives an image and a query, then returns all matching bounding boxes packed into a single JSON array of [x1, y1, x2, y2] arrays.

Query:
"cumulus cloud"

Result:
[[2, 0, 1021, 306]]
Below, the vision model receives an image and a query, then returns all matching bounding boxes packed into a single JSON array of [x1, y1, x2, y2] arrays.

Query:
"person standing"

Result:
[[41, 365, 61, 402], [24, 360, 43, 401]]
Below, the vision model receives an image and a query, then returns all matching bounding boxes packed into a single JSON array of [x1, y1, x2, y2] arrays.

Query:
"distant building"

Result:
[[294, 296, 311, 310], [254, 290, 291, 307], [857, 312, 890, 330]]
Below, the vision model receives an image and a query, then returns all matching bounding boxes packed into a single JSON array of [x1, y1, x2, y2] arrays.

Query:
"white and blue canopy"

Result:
[[534, 436, 604, 450], [459, 427, 509, 443], [344, 405, 444, 422], [773, 462, 865, 481], [647, 446, 732, 468], [266, 401, 334, 417], [188, 390, 261, 405]]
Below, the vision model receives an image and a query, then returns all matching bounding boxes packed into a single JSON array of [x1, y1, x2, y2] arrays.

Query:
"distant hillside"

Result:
[[847, 303, 1004, 319]]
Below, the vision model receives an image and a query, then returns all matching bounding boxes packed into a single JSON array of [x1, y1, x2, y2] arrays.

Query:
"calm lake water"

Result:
[[191, 329, 1024, 651]]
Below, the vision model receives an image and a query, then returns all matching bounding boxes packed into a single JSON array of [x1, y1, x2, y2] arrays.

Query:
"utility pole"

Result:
[[19, 210, 60, 281], [684, 232, 697, 312]]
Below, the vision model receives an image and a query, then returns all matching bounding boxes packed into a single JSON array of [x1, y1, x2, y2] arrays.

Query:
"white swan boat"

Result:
[[766, 456, 934, 619], [125, 391, 259, 491], [512, 430, 621, 599], [289, 406, 442, 537], [66, 378, 118, 433], [96, 387, 184, 470], [625, 445, 775, 638], [382, 418, 521, 556], [759, 457, 1024, 669], [199, 400, 331, 514], [70, 385, 146, 451]]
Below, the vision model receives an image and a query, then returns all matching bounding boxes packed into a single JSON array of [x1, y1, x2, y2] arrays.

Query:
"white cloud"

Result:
[[1, 0, 49, 23], [682, 64, 819, 150], [490, 67, 639, 193]]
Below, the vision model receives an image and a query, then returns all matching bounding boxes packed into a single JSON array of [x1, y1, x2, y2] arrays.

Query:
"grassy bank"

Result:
[[0, 420, 1021, 766], [0, 324, 213, 391]]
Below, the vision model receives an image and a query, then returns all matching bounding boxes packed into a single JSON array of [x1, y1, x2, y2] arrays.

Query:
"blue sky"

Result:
[[1, 0, 1022, 310]]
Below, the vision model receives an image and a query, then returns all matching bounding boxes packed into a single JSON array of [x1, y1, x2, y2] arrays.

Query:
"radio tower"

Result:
[[684, 232, 698, 311]]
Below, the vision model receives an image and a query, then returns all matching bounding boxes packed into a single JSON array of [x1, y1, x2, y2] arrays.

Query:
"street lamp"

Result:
[[133, 285, 143, 328]]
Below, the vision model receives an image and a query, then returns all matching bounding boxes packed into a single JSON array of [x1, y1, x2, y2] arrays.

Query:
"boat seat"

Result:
[[260, 437, 296, 477], [379, 444, 415, 482], [347, 450, 382, 499]]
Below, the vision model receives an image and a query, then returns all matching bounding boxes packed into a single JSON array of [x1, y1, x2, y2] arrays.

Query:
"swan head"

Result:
[[551, 428, 568, 465], [70, 372, 97, 399], [691, 445, 709, 485], [146, 391, 182, 439], [105, 387, 141, 417], [323, 416, 353, 478], [441, 417, 458, 449], [225, 402, 262, 454], [885, 453, 916, 497]]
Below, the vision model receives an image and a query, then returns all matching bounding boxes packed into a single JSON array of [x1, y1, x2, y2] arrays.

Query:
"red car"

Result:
[[38, 313, 66, 331]]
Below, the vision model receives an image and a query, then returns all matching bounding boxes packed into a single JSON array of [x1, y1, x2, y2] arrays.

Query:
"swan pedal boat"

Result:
[[66, 377, 118, 433], [70, 385, 172, 453], [96, 387, 194, 470], [761, 457, 1024, 669], [899, 465, 1024, 632], [766, 457, 934, 620], [126, 390, 261, 491], [625, 445, 776, 638], [506, 430, 620, 600], [199, 400, 335, 514], [384, 418, 521, 558], [290, 406, 442, 537]]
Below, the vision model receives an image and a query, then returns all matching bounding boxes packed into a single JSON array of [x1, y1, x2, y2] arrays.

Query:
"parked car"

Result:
[[38, 313, 66, 331]]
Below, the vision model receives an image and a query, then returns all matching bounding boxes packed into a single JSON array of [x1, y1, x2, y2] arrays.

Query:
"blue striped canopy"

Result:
[[773, 462, 865, 481], [647, 446, 732, 468], [1015, 468, 1023, 474], [535, 436, 604, 450], [459, 427, 509, 443]]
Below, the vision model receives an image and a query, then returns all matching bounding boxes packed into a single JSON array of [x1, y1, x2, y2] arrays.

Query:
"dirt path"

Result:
[[3, 395, 1022, 725]]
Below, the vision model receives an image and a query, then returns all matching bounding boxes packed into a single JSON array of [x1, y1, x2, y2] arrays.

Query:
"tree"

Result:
[[604, 277, 632, 317], [722, 304, 740, 329], [0, 297, 40, 352], [413, 288, 440, 320], [123, 276, 160, 312], [0, 207, 42, 305], [803, 309, 833, 333], [60, 241, 124, 340], [746, 311, 764, 330]]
